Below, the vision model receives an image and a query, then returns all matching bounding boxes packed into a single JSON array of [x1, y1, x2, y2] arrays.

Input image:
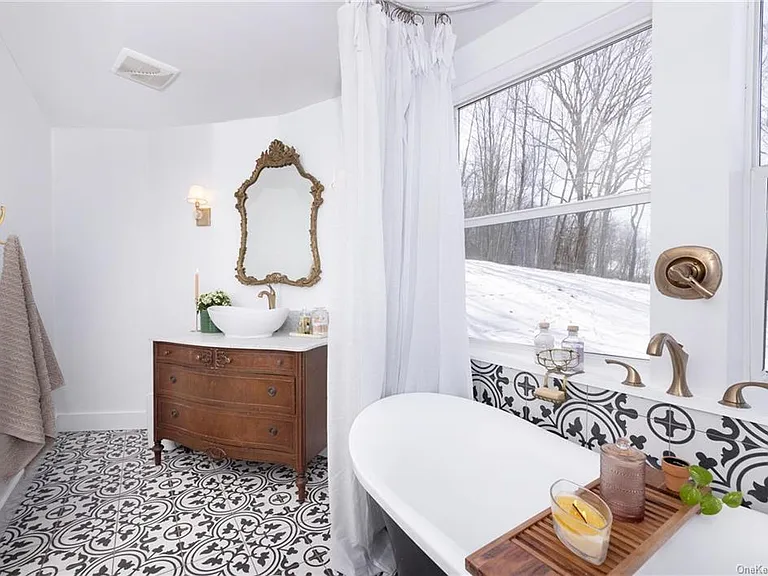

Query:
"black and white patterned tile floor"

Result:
[[0, 430, 338, 576]]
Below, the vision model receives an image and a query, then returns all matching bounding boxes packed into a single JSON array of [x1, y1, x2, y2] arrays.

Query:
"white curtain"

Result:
[[328, 2, 471, 575]]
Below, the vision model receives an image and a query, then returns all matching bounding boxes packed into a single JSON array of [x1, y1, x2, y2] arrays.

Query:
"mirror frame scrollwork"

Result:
[[235, 139, 324, 287]]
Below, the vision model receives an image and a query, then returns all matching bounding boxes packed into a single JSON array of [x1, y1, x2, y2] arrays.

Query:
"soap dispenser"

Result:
[[600, 437, 646, 522]]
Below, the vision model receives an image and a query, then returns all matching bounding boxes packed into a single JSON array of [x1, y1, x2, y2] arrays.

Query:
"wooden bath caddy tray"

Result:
[[466, 469, 699, 576]]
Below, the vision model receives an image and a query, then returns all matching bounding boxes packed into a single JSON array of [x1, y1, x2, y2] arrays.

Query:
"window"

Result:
[[459, 28, 652, 358], [756, 1, 768, 372], [760, 0, 768, 165]]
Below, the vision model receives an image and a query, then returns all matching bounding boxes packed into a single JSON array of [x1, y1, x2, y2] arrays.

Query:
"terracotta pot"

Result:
[[661, 456, 690, 492]]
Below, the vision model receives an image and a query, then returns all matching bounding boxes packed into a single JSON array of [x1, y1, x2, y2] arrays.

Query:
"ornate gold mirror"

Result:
[[235, 140, 323, 287]]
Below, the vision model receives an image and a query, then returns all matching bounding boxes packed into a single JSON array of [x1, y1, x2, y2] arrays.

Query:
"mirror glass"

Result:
[[244, 166, 313, 280]]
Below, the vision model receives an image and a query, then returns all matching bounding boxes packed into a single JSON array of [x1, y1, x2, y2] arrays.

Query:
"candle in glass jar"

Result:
[[550, 480, 613, 565]]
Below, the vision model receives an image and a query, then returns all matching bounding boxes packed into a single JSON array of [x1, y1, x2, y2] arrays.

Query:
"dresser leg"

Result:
[[152, 440, 163, 465], [297, 471, 307, 503]]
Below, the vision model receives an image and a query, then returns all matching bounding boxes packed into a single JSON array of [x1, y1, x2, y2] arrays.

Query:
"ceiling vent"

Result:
[[111, 48, 180, 91]]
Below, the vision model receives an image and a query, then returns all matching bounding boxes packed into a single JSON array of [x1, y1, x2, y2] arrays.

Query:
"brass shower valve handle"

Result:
[[667, 262, 715, 299], [654, 246, 722, 300]]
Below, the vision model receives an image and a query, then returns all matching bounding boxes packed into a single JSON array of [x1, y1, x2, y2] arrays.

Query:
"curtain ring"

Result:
[[413, 13, 425, 25], [435, 12, 451, 26]]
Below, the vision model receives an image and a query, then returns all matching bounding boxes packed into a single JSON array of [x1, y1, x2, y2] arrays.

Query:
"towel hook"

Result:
[[0, 205, 6, 245]]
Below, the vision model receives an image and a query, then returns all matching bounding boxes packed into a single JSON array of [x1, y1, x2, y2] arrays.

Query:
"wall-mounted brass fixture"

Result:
[[647, 332, 692, 397], [187, 185, 211, 227], [654, 246, 722, 300], [604, 359, 644, 387], [719, 381, 768, 409]]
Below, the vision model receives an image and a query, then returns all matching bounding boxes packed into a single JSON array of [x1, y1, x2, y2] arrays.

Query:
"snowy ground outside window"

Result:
[[466, 260, 650, 359]]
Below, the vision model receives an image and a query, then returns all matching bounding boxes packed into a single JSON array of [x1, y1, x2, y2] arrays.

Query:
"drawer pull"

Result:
[[170, 375, 177, 384], [268, 426, 278, 437], [170, 409, 179, 418], [277, 358, 284, 367], [163, 350, 172, 356], [267, 386, 277, 397]]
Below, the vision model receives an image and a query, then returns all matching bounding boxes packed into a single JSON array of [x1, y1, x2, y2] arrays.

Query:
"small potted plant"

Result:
[[197, 291, 232, 333], [678, 464, 743, 515], [661, 456, 691, 492]]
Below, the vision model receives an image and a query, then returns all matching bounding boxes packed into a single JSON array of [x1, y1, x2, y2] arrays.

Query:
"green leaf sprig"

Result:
[[678, 465, 743, 515]]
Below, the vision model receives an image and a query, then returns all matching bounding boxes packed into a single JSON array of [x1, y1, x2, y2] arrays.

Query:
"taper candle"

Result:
[[194, 269, 200, 332]]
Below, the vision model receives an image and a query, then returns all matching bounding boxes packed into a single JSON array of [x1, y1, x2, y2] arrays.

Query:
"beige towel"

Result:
[[0, 235, 64, 479]]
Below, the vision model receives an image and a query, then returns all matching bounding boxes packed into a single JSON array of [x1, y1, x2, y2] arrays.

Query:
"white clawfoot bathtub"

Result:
[[349, 393, 768, 576]]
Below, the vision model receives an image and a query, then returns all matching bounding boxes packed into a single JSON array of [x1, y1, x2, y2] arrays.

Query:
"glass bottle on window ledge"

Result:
[[562, 325, 585, 372], [534, 321, 555, 357]]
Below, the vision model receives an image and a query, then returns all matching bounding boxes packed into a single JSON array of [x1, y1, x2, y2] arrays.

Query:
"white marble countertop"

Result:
[[350, 393, 768, 576], [153, 332, 327, 352]]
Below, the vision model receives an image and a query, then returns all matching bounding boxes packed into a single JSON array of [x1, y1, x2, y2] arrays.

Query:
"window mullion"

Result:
[[464, 191, 651, 229]]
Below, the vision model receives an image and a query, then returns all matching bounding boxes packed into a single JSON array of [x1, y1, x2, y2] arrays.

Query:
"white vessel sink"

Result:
[[207, 306, 288, 338]]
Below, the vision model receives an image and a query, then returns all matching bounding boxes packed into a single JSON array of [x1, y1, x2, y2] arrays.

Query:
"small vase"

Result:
[[661, 456, 690, 492], [199, 309, 220, 334]]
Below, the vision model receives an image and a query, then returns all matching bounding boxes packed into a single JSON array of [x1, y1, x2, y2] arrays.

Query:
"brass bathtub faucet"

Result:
[[646, 333, 692, 397]]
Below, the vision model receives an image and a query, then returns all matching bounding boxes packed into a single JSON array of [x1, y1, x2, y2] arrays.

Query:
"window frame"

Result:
[[748, 0, 768, 381], [458, 25, 653, 358]]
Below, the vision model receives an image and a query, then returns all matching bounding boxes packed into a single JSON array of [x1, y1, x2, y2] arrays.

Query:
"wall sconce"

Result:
[[187, 185, 211, 227]]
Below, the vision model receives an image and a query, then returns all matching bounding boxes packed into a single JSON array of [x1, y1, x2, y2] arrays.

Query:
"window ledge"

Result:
[[469, 338, 768, 427]]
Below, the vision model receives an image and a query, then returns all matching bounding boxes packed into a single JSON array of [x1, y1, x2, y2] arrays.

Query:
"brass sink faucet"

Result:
[[258, 284, 277, 310], [720, 382, 768, 409], [646, 333, 692, 397]]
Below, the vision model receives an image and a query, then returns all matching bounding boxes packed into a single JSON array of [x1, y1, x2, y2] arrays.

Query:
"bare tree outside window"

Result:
[[460, 28, 652, 358]]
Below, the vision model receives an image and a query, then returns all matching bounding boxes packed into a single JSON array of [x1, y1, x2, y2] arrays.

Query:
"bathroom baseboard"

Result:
[[56, 410, 147, 432]]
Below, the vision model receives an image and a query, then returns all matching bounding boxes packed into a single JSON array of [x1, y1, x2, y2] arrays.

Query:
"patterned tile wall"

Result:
[[471, 360, 768, 514]]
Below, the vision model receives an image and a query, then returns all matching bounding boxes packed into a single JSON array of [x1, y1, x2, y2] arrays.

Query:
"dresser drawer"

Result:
[[155, 342, 216, 369], [156, 365, 295, 413], [157, 398, 295, 453], [213, 348, 295, 375]]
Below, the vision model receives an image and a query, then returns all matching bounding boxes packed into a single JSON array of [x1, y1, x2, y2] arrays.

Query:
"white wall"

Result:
[[0, 38, 53, 514], [650, 2, 753, 406], [0, 41, 53, 330], [52, 98, 341, 430]]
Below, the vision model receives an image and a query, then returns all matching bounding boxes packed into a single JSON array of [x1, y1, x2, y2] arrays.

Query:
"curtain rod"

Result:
[[378, 0, 497, 18]]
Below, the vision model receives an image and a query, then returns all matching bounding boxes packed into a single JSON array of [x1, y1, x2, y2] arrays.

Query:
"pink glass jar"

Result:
[[599, 437, 646, 522]]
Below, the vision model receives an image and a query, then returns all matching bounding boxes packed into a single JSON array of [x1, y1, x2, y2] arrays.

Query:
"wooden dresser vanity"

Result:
[[152, 334, 327, 502]]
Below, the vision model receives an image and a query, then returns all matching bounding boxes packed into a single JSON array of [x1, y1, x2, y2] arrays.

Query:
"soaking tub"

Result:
[[349, 393, 768, 576]]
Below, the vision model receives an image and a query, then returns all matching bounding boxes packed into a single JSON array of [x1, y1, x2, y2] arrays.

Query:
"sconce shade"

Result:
[[187, 185, 208, 206]]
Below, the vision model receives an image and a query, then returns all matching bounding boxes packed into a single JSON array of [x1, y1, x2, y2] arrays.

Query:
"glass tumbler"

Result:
[[550, 479, 613, 565]]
